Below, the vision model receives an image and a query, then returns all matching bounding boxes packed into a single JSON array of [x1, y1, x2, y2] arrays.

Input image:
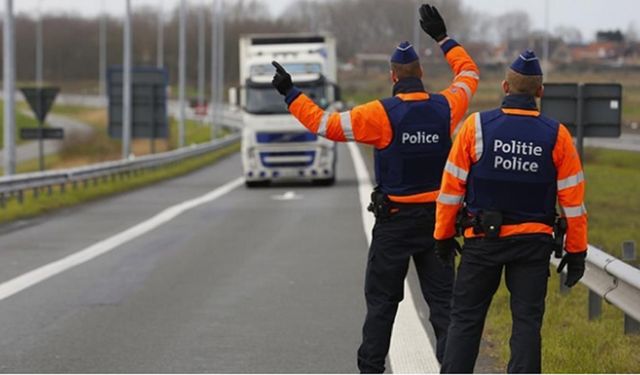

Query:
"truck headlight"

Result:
[[319, 146, 328, 158], [247, 147, 258, 168]]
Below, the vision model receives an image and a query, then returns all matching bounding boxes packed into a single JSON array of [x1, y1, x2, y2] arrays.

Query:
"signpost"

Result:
[[541, 83, 622, 160], [20, 87, 62, 171], [107, 67, 168, 153]]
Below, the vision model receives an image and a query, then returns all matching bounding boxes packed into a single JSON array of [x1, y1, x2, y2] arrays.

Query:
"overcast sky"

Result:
[[1, 0, 638, 41]]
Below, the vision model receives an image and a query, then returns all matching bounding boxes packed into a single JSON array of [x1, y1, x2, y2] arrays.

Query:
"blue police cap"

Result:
[[510, 50, 543, 76], [391, 41, 419, 64]]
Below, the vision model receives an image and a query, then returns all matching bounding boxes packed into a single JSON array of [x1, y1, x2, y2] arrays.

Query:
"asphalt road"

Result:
[[585, 133, 640, 152], [0, 145, 382, 373]]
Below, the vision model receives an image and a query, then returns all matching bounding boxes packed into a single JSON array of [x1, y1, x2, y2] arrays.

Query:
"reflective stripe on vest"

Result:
[[465, 109, 559, 223], [374, 94, 452, 196]]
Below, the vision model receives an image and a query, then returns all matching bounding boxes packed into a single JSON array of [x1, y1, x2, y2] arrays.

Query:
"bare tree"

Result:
[[494, 11, 531, 43]]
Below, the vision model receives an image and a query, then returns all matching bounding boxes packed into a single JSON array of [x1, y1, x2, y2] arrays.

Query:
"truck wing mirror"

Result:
[[331, 83, 342, 102]]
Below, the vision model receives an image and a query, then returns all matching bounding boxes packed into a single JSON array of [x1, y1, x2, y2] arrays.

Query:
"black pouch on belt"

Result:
[[480, 210, 503, 239], [367, 189, 392, 218]]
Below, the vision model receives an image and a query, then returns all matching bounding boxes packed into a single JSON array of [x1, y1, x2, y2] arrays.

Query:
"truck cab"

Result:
[[234, 34, 340, 187]]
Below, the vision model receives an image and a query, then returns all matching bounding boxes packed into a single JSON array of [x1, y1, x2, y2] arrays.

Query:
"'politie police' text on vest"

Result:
[[493, 139, 543, 173]]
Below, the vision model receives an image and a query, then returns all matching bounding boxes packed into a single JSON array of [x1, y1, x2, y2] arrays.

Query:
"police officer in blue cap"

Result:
[[272, 4, 480, 373], [434, 49, 588, 373]]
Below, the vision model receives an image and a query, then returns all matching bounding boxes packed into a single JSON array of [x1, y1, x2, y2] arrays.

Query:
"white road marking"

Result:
[[271, 191, 303, 201], [0, 177, 244, 302], [347, 143, 440, 374]]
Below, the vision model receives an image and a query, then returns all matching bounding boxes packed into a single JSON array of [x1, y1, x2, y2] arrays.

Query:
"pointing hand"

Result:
[[272, 61, 293, 96]]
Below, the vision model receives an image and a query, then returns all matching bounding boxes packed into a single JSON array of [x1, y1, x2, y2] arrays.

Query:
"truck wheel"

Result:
[[312, 176, 336, 186], [245, 180, 270, 188]]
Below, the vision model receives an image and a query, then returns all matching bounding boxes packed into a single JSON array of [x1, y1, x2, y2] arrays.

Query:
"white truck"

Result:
[[232, 34, 341, 187]]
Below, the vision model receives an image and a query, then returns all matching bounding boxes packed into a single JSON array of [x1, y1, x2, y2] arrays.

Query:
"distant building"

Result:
[[570, 41, 625, 62]]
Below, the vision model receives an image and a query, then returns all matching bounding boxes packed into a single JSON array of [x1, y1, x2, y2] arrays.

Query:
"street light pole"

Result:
[[123, 0, 132, 159], [413, 0, 420, 57], [178, 0, 186, 148], [198, 4, 206, 114], [99, 0, 107, 96], [35, 0, 43, 87], [211, 0, 224, 138], [3, 0, 16, 176], [157, 0, 164, 68], [543, 0, 550, 73]]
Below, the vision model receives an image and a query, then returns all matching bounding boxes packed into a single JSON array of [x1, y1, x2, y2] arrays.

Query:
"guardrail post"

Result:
[[0, 193, 5, 208], [624, 315, 640, 335], [17, 190, 23, 204], [60, 183, 65, 193], [33, 187, 39, 199], [622, 241, 636, 265], [619, 241, 639, 334], [588, 290, 602, 320]]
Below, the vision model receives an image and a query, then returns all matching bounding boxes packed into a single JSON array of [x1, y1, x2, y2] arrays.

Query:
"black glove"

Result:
[[557, 251, 587, 288], [419, 4, 447, 42], [434, 237, 461, 266], [271, 61, 293, 96]]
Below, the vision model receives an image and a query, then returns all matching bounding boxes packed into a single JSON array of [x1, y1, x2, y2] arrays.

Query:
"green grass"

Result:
[[482, 147, 640, 373], [0, 101, 41, 145], [169, 117, 215, 148], [584, 148, 640, 255], [0, 142, 239, 225]]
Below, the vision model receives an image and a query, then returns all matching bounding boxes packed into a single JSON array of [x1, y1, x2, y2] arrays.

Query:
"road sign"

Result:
[[20, 127, 64, 140], [541, 83, 622, 138], [19, 86, 61, 172], [541, 83, 622, 160], [20, 87, 60, 123], [107, 66, 169, 141]]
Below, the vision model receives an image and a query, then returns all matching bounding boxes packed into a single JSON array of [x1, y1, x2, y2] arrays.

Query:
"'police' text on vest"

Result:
[[493, 139, 543, 173], [401, 131, 440, 145]]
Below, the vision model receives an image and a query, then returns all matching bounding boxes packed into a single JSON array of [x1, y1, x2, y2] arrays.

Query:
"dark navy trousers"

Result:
[[357, 204, 454, 373], [441, 235, 553, 374]]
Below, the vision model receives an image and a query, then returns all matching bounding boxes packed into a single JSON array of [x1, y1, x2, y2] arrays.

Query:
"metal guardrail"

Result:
[[0, 91, 244, 206], [0, 133, 240, 205], [552, 244, 640, 325]]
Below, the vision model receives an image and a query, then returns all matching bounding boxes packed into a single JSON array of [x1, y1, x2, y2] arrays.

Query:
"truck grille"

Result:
[[256, 132, 318, 144], [260, 151, 316, 167]]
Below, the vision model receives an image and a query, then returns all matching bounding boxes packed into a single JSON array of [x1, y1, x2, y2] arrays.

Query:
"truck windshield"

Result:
[[245, 82, 329, 115]]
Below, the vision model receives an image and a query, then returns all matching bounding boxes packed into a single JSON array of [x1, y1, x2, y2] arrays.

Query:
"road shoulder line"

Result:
[[346, 143, 440, 373], [0, 177, 244, 302]]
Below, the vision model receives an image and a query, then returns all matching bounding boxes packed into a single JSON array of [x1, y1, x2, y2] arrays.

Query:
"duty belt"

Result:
[[368, 188, 434, 218], [457, 209, 556, 239]]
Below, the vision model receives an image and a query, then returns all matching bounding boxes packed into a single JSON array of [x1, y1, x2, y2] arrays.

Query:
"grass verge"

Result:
[[482, 147, 640, 373], [0, 142, 239, 225], [0, 101, 40, 145]]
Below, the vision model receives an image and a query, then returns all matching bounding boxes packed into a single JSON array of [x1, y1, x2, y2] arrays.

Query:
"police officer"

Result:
[[434, 50, 588, 373], [271, 4, 479, 373]]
